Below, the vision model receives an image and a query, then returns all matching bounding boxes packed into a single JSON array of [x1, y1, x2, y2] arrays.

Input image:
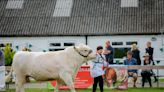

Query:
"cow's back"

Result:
[[12, 51, 70, 81], [12, 51, 44, 75]]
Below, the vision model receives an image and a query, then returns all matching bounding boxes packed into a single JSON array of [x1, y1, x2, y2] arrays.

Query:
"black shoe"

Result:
[[154, 79, 158, 83]]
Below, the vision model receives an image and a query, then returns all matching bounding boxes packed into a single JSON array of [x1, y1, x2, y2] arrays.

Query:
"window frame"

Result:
[[126, 41, 138, 45], [49, 43, 61, 47], [112, 42, 123, 46]]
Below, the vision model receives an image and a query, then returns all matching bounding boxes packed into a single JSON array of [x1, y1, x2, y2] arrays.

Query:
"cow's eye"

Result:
[[84, 50, 88, 52]]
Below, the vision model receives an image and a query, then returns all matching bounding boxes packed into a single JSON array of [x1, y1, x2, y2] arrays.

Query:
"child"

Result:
[[141, 53, 153, 87], [91, 46, 108, 92]]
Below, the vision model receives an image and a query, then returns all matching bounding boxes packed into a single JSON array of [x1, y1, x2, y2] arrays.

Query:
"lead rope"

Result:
[[99, 54, 109, 85]]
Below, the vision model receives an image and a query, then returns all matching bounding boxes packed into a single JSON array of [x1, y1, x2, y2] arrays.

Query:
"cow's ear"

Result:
[[74, 45, 79, 50]]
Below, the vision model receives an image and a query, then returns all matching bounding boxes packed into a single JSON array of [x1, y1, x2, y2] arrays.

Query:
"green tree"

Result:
[[3, 44, 16, 66]]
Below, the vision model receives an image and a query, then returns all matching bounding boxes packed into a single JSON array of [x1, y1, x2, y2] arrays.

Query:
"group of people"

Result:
[[125, 41, 158, 88], [91, 41, 157, 92]]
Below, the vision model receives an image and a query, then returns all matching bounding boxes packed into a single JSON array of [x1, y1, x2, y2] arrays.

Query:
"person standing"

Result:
[[141, 53, 153, 88], [91, 46, 108, 92], [0, 50, 4, 66], [0, 49, 5, 89], [104, 40, 114, 64], [131, 44, 141, 65], [124, 51, 138, 87], [146, 42, 154, 63], [145, 41, 158, 82]]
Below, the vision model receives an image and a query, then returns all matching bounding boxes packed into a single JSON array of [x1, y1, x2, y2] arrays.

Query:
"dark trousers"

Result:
[[152, 61, 158, 82], [107, 60, 113, 64], [92, 76, 104, 92], [141, 72, 152, 87]]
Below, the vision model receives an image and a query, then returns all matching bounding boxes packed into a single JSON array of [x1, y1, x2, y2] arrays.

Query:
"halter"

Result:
[[74, 46, 92, 58]]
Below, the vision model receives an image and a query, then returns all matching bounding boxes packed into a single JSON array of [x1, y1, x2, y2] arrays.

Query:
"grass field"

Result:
[[159, 79, 164, 82], [6, 88, 164, 92]]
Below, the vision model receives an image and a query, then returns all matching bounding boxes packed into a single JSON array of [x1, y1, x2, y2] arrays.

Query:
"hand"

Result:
[[103, 67, 107, 71], [103, 50, 111, 54], [108, 50, 111, 54], [102, 75, 105, 79], [128, 72, 133, 76], [103, 50, 107, 54]]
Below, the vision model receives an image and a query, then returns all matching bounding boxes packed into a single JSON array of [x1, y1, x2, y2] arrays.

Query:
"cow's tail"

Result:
[[5, 67, 13, 83]]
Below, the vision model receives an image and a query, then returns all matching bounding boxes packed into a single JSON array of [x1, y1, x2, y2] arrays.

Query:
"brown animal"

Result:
[[105, 67, 117, 87]]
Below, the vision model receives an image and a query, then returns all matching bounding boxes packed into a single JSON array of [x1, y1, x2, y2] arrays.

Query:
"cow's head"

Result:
[[74, 44, 96, 61]]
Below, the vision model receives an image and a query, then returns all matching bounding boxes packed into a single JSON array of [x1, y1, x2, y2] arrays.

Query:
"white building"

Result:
[[0, 0, 163, 67]]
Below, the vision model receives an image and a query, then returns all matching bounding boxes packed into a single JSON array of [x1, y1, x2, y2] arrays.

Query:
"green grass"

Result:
[[159, 79, 164, 82], [6, 88, 164, 92]]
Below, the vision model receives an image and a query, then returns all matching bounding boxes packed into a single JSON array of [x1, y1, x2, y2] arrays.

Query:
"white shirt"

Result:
[[91, 54, 108, 78]]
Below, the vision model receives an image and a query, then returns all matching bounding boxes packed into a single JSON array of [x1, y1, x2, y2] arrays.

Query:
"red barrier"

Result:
[[50, 66, 93, 89], [50, 65, 128, 90]]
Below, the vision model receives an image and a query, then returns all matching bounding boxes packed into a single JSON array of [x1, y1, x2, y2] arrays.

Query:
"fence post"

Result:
[[157, 69, 159, 87]]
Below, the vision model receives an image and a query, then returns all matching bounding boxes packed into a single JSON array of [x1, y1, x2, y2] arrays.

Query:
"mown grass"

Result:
[[159, 78, 164, 82], [6, 88, 164, 92]]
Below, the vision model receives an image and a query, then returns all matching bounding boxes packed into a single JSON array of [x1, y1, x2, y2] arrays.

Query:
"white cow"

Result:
[[6, 44, 96, 92]]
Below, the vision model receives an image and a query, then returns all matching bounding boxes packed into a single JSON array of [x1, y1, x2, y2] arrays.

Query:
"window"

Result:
[[0, 43, 12, 47], [48, 42, 75, 52], [6, 0, 24, 9], [49, 43, 61, 47], [49, 48, 64, 51], [64, 43, 75, 46], [114, 48, 131, 58], [112, 42, 123, 45], [126, 41, 138, 45], [0, 43, 12, 50], [53, 0, 73, 17], [0, 44, 5, 47], [121, 0, 138, 7]]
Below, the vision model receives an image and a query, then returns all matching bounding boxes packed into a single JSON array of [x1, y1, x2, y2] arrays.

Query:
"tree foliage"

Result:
[[3, 44, 15, 66]]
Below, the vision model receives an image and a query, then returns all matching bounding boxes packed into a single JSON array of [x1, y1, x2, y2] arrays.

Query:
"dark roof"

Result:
[[0, 0, 164, 36]]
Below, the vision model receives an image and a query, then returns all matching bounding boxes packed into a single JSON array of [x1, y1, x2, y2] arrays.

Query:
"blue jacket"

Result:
[[124, 58, 137, 73]]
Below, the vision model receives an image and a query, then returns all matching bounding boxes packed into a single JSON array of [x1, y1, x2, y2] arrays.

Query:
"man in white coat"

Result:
[[6, 44, 96, 92]]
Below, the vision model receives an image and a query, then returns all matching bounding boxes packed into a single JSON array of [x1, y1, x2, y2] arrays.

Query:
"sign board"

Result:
[[49, 66, 93, 89], [48, 65, 128, 90], [106, 65, 128, 89]]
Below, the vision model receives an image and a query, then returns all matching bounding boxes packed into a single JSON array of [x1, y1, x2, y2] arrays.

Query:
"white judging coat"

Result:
[[6, 44, 96, 92]]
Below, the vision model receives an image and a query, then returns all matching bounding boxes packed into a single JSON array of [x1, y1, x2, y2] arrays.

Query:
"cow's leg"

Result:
[[15, 75, 26, 92], [59, 72, 76, 92]]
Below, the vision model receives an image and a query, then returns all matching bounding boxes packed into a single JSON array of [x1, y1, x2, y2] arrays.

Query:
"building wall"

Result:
[[0, 36, 86, 52], [0, 35, 163, 61], [0, 35, 164, 75]]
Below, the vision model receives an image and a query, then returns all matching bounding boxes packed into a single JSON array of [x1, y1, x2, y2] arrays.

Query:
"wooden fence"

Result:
[[5, 65, 164, 88]]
